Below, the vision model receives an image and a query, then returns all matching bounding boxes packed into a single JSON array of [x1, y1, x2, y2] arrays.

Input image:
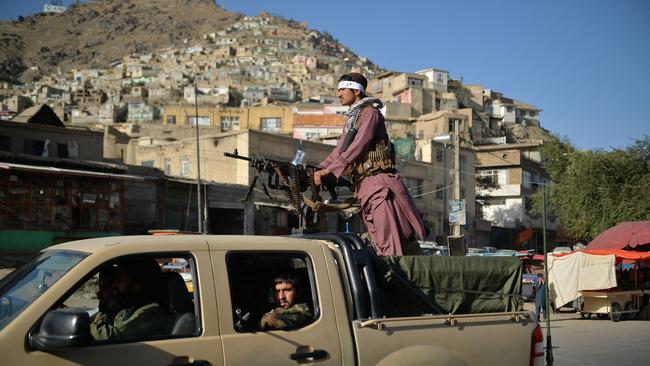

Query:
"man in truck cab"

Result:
[[91, 257, 174, 340], [260, 273, 313, 330], [90, 264, 121, 324]]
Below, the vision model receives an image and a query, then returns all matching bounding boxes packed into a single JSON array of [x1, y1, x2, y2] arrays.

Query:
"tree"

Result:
[[532, 135, 650, 241]]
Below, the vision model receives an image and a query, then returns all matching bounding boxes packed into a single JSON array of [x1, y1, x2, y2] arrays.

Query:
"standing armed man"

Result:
[[313, 72, 427, 256]]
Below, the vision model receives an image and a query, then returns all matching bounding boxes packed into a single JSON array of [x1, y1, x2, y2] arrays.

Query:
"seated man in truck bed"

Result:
[[91, 257, 174, 339], [260, 273, 312, 330]]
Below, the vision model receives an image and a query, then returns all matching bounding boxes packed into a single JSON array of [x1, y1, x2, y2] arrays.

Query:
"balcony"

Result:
[[478, 184, 521, 198]]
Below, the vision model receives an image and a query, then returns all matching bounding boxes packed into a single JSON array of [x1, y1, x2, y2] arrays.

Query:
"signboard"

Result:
[[43, 4, 66, 13], [448, 199, 466, 225]]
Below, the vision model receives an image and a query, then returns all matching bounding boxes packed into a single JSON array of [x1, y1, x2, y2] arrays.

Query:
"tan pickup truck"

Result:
[[0, 234, 544, 365]]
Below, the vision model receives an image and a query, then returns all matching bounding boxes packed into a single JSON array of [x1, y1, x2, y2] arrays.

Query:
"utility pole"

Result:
[[452, 118, 461, 238], [542, 188, 553, 365], [194, 81, 203, 233]]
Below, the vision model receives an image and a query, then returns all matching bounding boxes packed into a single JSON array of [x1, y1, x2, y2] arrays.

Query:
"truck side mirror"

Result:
[[29, 308, 91, 350]]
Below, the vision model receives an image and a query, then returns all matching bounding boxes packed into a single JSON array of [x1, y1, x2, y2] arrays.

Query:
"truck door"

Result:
[[210, 238, 343, 365], [2, 247, 224, 366]]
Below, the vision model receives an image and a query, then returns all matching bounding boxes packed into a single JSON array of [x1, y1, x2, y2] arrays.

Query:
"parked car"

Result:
[[494, 249, 518, 256], [419, 241, 449, 256], [466, 247, 488, 256], [522, 274, 538, 301], [552, 246, 572, 254]]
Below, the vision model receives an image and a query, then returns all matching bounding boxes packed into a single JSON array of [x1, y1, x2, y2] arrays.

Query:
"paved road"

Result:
[[527, 304, 650, 365]]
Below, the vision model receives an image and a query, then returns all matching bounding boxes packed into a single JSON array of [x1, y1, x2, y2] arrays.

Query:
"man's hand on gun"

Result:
[[313, 168, 332, 186]]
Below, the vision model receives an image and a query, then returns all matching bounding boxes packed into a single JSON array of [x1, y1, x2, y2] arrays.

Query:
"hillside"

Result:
[[1, 0, 379, 83]]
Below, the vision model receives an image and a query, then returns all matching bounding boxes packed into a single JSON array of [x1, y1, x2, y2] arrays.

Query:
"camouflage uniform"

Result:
[[260, 303, 312, 330], [91, 302, 173, 340]]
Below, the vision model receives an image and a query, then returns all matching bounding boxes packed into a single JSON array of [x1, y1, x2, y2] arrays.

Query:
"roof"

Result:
[[46, 234, 324, 254], [514, 100, 542, 111], [0, 162, 145, 181], [475, 142, 543, 151], [10, 104, 65, 127], [293, 114, 345, 126]]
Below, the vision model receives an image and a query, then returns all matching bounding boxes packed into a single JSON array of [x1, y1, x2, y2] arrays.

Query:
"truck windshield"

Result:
[[0, 251, 87, 331]]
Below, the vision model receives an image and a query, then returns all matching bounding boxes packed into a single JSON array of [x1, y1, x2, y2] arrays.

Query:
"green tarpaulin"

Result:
[[377, 255, 523, 315]]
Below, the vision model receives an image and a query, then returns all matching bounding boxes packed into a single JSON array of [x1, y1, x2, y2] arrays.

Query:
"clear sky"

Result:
[[4, 0, 650, 150]]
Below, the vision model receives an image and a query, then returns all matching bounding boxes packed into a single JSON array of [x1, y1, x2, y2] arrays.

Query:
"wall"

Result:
[[161, 105, 295, 134], [0, 121, 103, 160]]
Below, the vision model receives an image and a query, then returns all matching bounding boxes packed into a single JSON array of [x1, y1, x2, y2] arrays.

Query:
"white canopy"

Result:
[[547, 251, 616, 309]]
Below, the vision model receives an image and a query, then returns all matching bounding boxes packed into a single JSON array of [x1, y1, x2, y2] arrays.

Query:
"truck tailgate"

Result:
[[352, 311, 537, 366]]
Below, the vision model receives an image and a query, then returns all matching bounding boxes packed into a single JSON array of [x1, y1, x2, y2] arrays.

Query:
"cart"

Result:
[[579, 289, 643, 322]]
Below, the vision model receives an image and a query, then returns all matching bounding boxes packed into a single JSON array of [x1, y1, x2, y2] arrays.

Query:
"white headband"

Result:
[[338, 80, 366, 94]]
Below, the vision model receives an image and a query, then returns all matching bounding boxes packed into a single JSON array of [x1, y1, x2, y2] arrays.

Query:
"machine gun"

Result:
[[224, 149, 354, 232]]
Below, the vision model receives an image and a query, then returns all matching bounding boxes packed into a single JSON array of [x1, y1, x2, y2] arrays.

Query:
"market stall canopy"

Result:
[[579, 249, 650, 261], [548, 251, 617, 309], [587, 221, 650, 250]]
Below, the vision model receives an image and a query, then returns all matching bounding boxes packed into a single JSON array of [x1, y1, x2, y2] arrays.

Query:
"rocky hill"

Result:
[[0, 0, 379, 83]]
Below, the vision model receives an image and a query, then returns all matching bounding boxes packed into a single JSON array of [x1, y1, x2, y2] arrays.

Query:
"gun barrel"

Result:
[[223, 152, 252, 161]]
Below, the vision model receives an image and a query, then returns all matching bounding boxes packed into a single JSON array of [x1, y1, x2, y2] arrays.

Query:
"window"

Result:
[[506, 107, 513, 113], [187, 116, 210, 126], [407, 78, 423, 87], [261, 117, 282, 133], [164, 159, 172, 175], [478, 169, 506, 186], [180, 156, 191, 177], [0, 136, 10, 152], [436, 148, 444, 162], [0, 251, 87, 332], [436, 73, 444, 82], [305, 132, 321, 140], [403, 178, 422, 197], [227, 251, 318, 332], [436, 185, 444, 199], [141, 160, 155, 168], [167, 115, 176, 125], [485, 198, 506, 205], [55, 253, 200, 342], [523, 170, 532, 189], [24, 139, 45, 156], [220, 116, 240, 131], [57, 143, 69, 158], [1, 173, 122, 232]]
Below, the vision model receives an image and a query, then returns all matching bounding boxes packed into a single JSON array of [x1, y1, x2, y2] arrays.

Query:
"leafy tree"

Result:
[[533, 135, 650, 241]]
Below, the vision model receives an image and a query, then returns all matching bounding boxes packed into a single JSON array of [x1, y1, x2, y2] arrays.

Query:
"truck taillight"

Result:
[[530, 325, 544, 366]]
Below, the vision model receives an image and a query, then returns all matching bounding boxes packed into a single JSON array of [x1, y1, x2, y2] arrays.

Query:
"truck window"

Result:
[[55, 254, 200, 343], [0, 251, 87, 331], [227, 252, 319, 332]]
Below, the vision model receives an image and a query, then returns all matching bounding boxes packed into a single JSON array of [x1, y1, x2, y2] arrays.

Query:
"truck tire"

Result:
[[623, 301, 637, 320], [610, 302, 622, 322]]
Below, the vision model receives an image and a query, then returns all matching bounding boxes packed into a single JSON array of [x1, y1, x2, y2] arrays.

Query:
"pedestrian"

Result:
[[534, 273, 547, 321], [313, 72, 427, 256]]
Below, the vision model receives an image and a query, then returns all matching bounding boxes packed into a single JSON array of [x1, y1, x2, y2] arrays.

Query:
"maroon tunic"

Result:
[[319, 107, 426, 255]]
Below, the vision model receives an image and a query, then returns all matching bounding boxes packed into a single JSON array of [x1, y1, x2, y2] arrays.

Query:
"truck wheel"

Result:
[[580, 312, 591, 319], [610, 302, 622, 322], [623, 301, 637, 320]]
